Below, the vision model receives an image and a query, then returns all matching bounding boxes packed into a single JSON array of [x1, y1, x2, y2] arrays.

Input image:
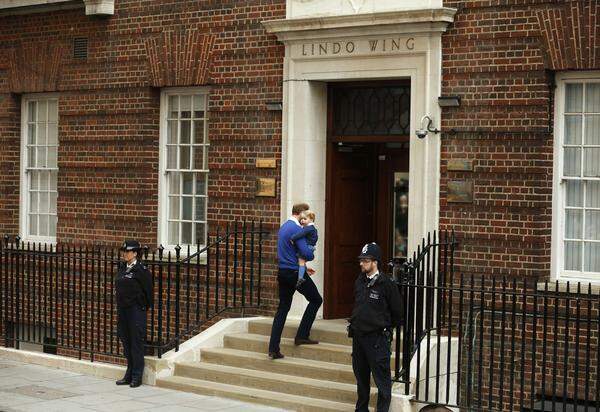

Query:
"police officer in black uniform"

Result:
[[348, 242, 402, 412], [114, 240, 153, 388]]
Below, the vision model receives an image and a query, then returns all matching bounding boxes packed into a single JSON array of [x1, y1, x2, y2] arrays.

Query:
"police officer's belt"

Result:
[[353, 328, 387, 338]]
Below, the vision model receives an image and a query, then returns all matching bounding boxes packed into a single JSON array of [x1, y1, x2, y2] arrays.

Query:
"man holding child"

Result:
[[268, 203, 322, 359]]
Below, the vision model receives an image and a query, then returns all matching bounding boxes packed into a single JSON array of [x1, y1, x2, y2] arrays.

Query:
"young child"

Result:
[[291, 210, 318, 289]]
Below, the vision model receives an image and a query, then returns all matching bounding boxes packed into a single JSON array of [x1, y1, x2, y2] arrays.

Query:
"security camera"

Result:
[[416, 129, 428, 139], [415, 115, 440, 139]]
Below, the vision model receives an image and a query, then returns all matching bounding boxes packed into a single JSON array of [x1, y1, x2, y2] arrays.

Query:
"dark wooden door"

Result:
[[325, 143, 376, 318]]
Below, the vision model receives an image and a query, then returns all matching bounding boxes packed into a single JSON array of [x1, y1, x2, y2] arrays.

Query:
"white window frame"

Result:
[[552, 71, 600, 282], [158, 87, 210, 252], [20, 93, 59, 244]]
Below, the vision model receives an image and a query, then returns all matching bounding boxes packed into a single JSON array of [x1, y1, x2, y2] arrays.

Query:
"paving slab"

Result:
[[0, 356, 289, 412]]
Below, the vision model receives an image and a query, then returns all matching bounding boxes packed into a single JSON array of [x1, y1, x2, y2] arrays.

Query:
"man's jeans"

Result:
[[268, 268, 323, 353]]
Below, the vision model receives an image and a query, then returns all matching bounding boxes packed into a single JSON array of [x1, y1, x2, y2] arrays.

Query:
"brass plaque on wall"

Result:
[[447, 159, 473, 172], [447, 180, 473, 203], [256, 178, 276, 197], [256, 158, 277, 169]]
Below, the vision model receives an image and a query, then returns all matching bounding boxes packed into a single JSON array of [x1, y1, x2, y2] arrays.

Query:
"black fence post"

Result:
[[174, 245, 181, 353]]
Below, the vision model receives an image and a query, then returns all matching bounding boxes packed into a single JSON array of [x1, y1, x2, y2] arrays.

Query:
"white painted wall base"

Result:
[[0, 317, 262, 386]]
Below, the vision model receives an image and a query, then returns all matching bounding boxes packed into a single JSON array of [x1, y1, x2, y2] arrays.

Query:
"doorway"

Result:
[[324, 82, 411, 319]]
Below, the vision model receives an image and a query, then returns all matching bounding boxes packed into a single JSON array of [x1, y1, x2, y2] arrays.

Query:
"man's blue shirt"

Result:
[[278, 219, 314, 270]]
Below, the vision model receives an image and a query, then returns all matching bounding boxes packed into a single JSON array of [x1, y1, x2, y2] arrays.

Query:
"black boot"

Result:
[[129, 378, 142, 388], [115, 376, 131, 385]]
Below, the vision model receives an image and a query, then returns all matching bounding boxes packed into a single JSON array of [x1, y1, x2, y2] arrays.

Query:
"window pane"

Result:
[[195, 223, 206, 245], [565, 115, 582, 145], [179, 146, 190, 169], [47, 147, 57, 169], [167, 121, 177, 144], [193, 95, 205, 118], [50, 171, 57, 191], [47, 123, 58, 145], [168, 221, 178, 245], [168, 173, 180, 195], [564, 241, 582, 271], [39, 215, 48, 236], [181, 221, 193, 244], [586, 83, 600, 113], [49, 215, 57, 237], [48, 100, 58, 122], [565, 180, 583, 207], [584, 148, 600, 177], [28, 124, 36, 144], [28, 147, 36, 168], [167, 145, 177, 169], [181, 120, 191, 144], [566, 84, 583, 112], [169, 196, 179, 220], [587, 181, 600, 208], [584, 242, 600, 273], [40, 172, 49, 190], [30, 172, 39, 190], [565, 209, 582, 239], [585, 115, 600, 145], [193, 146, 204, 170], [182, 197, 193, 221], [585, 211, 600, 240], [182, 172, 193, 195], [193, 120, 204, 144], [181, 96, 192, 118], [30, 192, 38, 213], [28, 101, 36, 122], [196, 173, 207, 195], [29, 215, 38, 236], [195, 196, 206, 221], [38, 125, 47, 146], [39, 192, 49, 213], [168, 95, 178, 118], [38, 101, 47, 122], [49, 192, 57, 214], [563, 147, 581, 176], [37, 147, 47, 168]]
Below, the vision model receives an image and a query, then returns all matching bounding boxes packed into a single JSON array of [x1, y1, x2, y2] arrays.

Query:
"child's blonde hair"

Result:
[[302, 210, 316, 222]]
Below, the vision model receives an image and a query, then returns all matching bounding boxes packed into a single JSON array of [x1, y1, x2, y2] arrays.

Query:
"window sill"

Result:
[[537, 280, 600, 295], [0, 0, 114, 16], [144, 250, 208, 266]]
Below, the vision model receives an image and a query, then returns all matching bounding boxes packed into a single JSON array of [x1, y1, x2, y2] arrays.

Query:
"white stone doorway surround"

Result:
[[263, 8, 456, 318]]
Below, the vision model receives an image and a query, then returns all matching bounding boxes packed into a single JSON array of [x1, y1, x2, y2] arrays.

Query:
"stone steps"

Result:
[[154, 318, 397, 411], [200, 346, 357, 384], [157, 375, 356, 412], [173, 361, 376, 404]]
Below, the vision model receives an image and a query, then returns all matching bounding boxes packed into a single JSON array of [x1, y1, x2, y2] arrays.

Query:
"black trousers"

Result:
[[352, 334, 392, 412], [117, 305, 147, 381], [268, 268, 323, 353]]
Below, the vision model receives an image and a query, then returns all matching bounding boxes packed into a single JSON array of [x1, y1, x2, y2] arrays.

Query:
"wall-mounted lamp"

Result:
[[438, 95, 461, 107], [415, 115, 440, 139], [266, 101, 283, 111]]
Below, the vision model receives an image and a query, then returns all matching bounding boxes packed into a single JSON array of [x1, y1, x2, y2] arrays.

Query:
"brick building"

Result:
[[1, 0, 599, 410]]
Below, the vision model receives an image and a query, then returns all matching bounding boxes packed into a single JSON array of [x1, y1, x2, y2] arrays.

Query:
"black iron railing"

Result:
[[395, 233, 600, 411], [392, 231, 456, 388], [0, 220, 268, 360]]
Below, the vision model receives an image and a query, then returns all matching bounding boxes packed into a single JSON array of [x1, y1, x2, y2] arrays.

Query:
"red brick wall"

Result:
[[0, 1, 286, 320], [440, 1, 600, 280]]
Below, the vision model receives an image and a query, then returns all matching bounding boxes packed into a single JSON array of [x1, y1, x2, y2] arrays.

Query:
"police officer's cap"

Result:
[[358, 242, 382, 262], [120, 239, 141, 252]]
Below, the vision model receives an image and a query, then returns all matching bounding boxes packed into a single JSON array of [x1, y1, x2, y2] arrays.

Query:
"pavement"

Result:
[[0, 356, 288, 412]]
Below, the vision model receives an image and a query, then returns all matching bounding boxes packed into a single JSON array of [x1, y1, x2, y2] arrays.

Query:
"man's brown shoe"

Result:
[[294, 337, 319, 345], [268, 351, 285, 360]]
